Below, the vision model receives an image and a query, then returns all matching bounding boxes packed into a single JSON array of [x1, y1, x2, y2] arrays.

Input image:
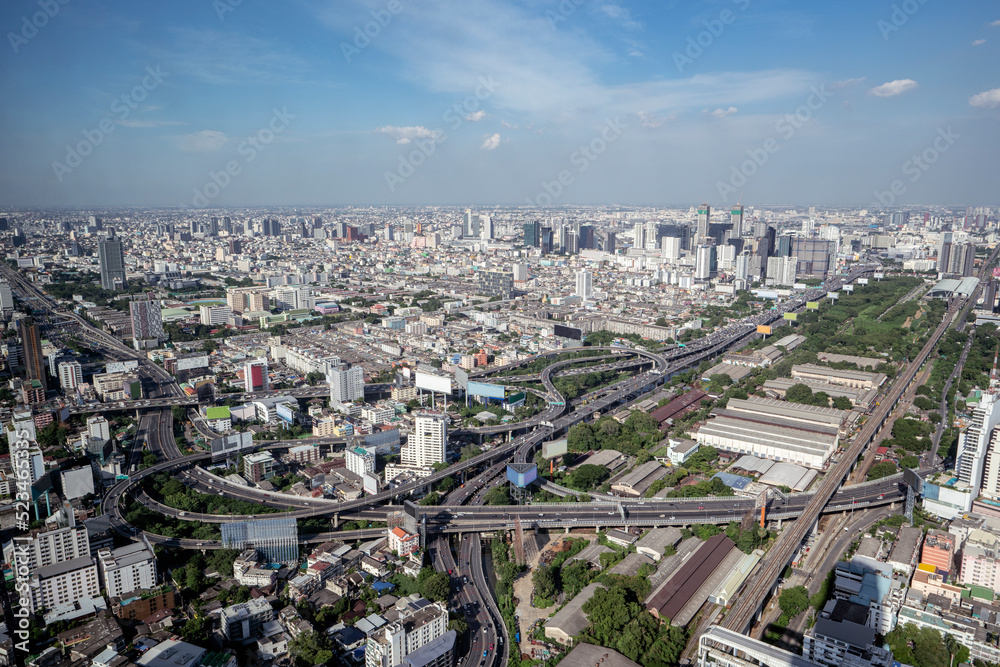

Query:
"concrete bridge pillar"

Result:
[[333, 513, 339, 529]]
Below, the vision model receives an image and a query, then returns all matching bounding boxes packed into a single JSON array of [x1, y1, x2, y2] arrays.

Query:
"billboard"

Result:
[[857, 278, 869, 285], [553, 324, 583, 340], [505, 391, 526, 409], [468, 381, 505, 400], [415, 371, 452, 395], [506, 463, 538, 488], [873, 272, 885, 279], [362, 472, 379, 495], [210, 431, 255, 461], [902, 467, 923, 495], [106, 360, 139, 374], [843, 285, 854, 292], [806, 301, 820, 310], [756, 325, 772, 335], [542, 438, 568, 459], [454, 367, 469, 390], [276, 403, 296, 424], [783, 313, 797, 321], [827, 292, 838, 299]]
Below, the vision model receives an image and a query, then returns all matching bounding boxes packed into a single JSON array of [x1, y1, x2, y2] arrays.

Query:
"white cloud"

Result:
[[991, 20, 1000, 26], [868, 79, 918, 97], [480, 133, 501, 150], [465, 110, 487, 122], [969, 87, 1000, 108], [500, 120, 518, 129], [705, 106, 738, 119], [118, 118, 183, 128], [829, 77, 866, 90], [600, 3, 642, 30], [374, 126, 444, 144], [637, 111, 676, 128], [177, 130, 227, 152], [973, 39, 987, 46]]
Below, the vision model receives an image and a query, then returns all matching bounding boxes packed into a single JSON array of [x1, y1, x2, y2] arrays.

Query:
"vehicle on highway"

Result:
[[483, 652, 488, 658]]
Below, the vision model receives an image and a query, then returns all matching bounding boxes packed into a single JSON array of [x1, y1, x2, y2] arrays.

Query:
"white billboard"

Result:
[[454, 368, 469, 390], [62, 466, 95, 500], [106, 360, 139, 374], [857, 278, 869, 285], [415, 371, 452, 395]]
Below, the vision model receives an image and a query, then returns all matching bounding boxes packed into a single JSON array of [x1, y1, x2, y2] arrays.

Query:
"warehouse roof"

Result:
[[650, 390, 707, 425], [726, 397, 848, 428], [646, 534, 736, 623], [697, 413, 837, 465], [792, 364, 886, 386], [559, 643, 641, 667], [545, 583, 604, 639], [711, 472, 752, 491], [758, 462, 817, 491]]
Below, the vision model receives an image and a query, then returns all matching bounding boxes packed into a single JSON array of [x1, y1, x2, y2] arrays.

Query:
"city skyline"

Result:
[[0, 1, 998, 208]]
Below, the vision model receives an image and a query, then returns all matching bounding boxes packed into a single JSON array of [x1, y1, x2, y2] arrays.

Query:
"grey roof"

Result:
[[698, 412, 838, 461], [560, 642, 641, 667], [814, 616, 875, 649], [568, 543, 613, 568], [889, 526, 924, 567], [608, 552, 654, 577], [401, 630, 457, 667], [732, 455, 775, 475], [635, 527, 683, 556], [34, 555, 95, 579], [726, 396, 848, 427], [545, 582, 604, 638], [757, 462, 815, 490]]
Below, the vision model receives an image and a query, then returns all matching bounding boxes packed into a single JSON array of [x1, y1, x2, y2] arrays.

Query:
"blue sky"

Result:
[[0, 0, 997, 208]]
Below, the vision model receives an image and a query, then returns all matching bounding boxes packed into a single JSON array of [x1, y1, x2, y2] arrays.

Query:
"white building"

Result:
[[245, 358, 269, 392], [767, 256, 798, 286], [220, 597, 274, 641], [87, 415, 111, 442], [575, 270, 593, 300], [58, 360, 83, 391], [362, 405, 394, 425], [27, 556, 100, 613], [402, 412, 447, 468], [329, 366, 365, 404], [346, 445, 376, 477], [97, 537, 157, 598], [199, 304, 232, 326], [273, 285, 313, 312], [3, 524, 90, 572], [366, 596, 449, 667]]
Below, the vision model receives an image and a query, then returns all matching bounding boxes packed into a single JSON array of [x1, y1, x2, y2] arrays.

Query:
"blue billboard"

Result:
[[468, 381, 505, 400], [506, 464, 538, 488], [276, 403, 296, 424]]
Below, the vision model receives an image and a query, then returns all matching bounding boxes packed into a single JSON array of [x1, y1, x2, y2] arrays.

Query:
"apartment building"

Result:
[[97, 538, 158, 598], [366, 596, 449, 667]]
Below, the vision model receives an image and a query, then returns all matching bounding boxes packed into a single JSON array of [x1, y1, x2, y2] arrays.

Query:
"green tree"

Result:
[[831, 396, 853, 410], [483, 485, 511, 505], [778, 585, 810, 619], [532, 565, 559, 600], [785, 383, 813, 404], [420, 572, 450, 602], [868, 461, 898, 481]]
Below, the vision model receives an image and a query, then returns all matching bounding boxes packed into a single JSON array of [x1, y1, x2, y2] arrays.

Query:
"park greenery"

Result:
[[566, 411, 664, 457], [886, 623, 968, 667], [148, 472, 285, 516]]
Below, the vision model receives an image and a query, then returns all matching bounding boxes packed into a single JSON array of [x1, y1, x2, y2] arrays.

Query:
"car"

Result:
[[490, 645, 494, 650], [483, 651, 488, 658], [449, 569, 453, 574], [483, 628, 487, 634]]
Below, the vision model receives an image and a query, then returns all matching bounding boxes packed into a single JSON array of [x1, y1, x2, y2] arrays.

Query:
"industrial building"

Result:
[[545, 582, 604, 644], [646, 534, 740, 626], [708, 549, 763, 606], [695, 407, 839, 470], [725, 397, 849, 432], [790, 364, 886, 391], [610, 461, 670, 497], [762, 377, 878, 412]]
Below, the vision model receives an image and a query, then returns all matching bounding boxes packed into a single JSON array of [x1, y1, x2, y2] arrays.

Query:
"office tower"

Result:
[[696, 204, 711, 245], [129, 299, 164, 342], [632, 221, 646, 250], [645, 220, 660, 250], [802, 218, 814, 236], [402, 413, 447, 467], [244, 358, 269, 392], [937, 232, 952, 269], [775, 235, 792, 258], [734, 252, 750, 283], [730, 205, 744, 237], [58, 360, 83, 391], [766, 256, 798, 286], [540, 227, 554, 254], [0, 280, 13, 311], [661, 237, 681, 261], [262, 218, 281, 236], [949, 243, 975, 277], [88, 215, 102, 230], [98, 230, 127, 291], [755, 226, 776, 259], [523, 221, 541, 247], [329, 366, 365, 404], [478, 271, 514, 299], [575, 270, 593, 300], [566, 229, 580, 254], [695, 245, 716, 280], [18, 317, 46, 394], [578, 225, 595, 250], [97, 537, 157, 598], [791, 238, 834, 280], [512, 263, 529, 282], [462, 210, 472, 237], [716, 244, 736, 270], [385, 224, 394, 241], [603, 231, 616, 254]]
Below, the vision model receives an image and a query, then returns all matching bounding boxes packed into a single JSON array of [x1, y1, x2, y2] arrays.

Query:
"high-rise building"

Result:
[[775, 235, 792, 258], [578, 225, 595, 250], [366, 597, 451, 667], [478, 271, 514, 299], [0, 280, 13, 312], [730, 205, 744, 237], [58, 360, 83, 391], [523, 221, 541, 247], [462, 210, 473, 237], [695, 245, 717, 280], [791, 238, 834, 280], [220, 598, 274, 641], [480, 214, 493, 242], [2, 524, 89, 572], [329, 366, 365, 404], [696, 204, 711, 246], [346, 445, 376, 478], [129, 299, 164, 342], [18, 317, 46, 395], [199, 304, 232, 326], [512, 263, 529, 282], [661, 237, 681, 261], [957, 392, 1000, 499], [540, 227, 554, 254], [575, 270, 593, 300], [949, 242, 976, 277], [98, 538, 157, 598], [633, 221, 646, 249], [273, 285, 313, 311], [402, 412, 447, 468], [766, 256, 799, 286], [244, 358, 269, 392], [98, 230, 127, 291], [602, 231, 616, 254]]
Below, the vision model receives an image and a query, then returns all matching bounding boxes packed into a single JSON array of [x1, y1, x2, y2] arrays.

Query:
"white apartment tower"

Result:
[[58, 360, 84, 391], [98, 537, 158, 598], [402, 413, 447, 468], [575, 269, 593, 300], [329, 366, 365, 404]]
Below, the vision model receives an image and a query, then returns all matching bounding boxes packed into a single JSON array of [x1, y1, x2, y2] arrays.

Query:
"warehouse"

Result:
[[762, 377, 878, 412], [646, 534, 740, 626], [695, 408, 839, 469], [709, 548, 763, 606], [701, 363, 753, 384], [725, 397, 848, 431], [790, 364, 886, 390], [610, 461, 669, 497], [545, 582, 604, 645], [649, 390, 707, 428], [636, 527, 683, 562]]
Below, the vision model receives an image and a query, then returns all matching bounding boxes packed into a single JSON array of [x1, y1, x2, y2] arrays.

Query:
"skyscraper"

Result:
[[244, 358, 269, 392], [730, 205, 744, 237], [18, 317, 46, 395], [480, 214, 493, 242], [329, 366, 365, 404], [695, 245, 716, 280], [402, 412, 447, 467], [523, 221, 540, 247], [633, 221, 646, 249], [696, 204, 711, 246], [129, 298, 164, 342], [575, 269, 593, 300], [98, 231, 126, 291]]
